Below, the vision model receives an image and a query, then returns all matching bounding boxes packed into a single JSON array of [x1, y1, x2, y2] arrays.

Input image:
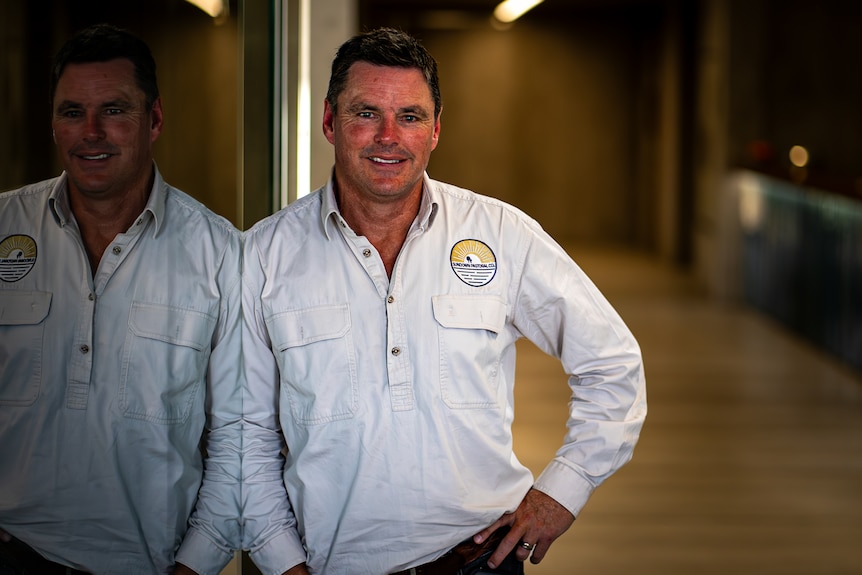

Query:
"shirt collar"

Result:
[[47, 173, 73, 227], [320, 172, 439, 240], [144, 165, 167, 236], [417, 173, 439, 231], [320, 176, 342, 241], [47, 163, 166, 236]]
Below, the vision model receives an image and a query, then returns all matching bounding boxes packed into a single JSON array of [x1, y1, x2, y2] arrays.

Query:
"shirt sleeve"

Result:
[[175, 232, 244, 575], [512, 228, 647, 518], [240, 233, 308, 575]]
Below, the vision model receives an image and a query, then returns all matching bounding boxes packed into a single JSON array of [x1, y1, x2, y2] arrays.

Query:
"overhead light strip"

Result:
[[184, 0, 225, 18], [493, 0, 544, 23]]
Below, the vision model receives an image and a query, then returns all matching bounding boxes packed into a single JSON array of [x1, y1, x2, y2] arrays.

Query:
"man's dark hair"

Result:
[[50, 23, 160, 109], [326, 27, 442, 119]]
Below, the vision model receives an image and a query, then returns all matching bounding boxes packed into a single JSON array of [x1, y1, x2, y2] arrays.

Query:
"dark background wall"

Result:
[[361, 0, 862, 266], [3, 0, 862, 261], [362, 1, 670, 252], [0, 0, 239, 226]]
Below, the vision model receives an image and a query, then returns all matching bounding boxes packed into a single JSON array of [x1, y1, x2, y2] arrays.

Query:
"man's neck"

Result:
[[335, 184, 422, 278], [69, 181, 151, 275]]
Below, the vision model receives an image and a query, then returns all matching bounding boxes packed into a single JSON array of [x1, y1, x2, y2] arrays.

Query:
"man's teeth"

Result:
[[83, 154, 110, 160], [371, 157, 400, 164]]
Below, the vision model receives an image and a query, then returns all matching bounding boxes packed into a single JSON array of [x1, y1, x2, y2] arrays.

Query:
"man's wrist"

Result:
[[172, 563, 199, 575], [283, 562, 310, 575]]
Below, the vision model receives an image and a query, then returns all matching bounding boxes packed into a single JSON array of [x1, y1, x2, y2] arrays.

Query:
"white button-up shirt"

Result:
[[0, 168, 242, 575], [242, 174, 646, 574]]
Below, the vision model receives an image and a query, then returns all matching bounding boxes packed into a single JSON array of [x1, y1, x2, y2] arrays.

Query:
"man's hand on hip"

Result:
[[473, 488, 575, 569]]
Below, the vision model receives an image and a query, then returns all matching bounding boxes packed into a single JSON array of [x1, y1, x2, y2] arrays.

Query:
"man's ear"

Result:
[[431, 107, 442, 150], [322, 99, 336, 145], [150, 96, 164, 142]]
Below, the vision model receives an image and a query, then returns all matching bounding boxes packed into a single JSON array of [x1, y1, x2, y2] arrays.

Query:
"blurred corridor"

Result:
[[512, 244, 862, 575], [4, 1, 862, 572]]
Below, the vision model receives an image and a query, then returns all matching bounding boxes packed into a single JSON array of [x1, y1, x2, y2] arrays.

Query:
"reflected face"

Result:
[[51, 59, 162, 199], [323, 62, 440, 204]]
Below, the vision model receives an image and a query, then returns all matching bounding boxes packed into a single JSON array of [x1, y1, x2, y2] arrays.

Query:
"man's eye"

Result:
[[105, 108, 124, 115], [61, 110, 82, 118], [402, 115, 418, 123], [358, 111, 374, 119]]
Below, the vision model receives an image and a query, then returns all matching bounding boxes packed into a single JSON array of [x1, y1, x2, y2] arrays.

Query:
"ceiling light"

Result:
[[493, 0, 544, 23], [184, 0, 225, 18]]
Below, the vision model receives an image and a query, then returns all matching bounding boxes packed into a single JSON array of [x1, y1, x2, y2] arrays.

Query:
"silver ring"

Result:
[[520, 541, 535, 551]]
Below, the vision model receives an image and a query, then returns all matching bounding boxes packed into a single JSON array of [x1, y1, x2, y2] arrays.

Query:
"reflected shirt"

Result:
[[242, 174, 647, 574], [0, 168, 242, 575]]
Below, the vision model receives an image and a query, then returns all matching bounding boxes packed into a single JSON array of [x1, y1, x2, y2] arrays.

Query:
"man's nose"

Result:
[[374, 115, 398, 145], [83, 112, 105, 141]]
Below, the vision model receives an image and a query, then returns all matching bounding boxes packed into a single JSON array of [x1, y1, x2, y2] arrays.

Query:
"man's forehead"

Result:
[[54, 59, 143, 101], [346, 61, 424, 79], [342, 63, 432, 102], [61, 57, 136, 76]]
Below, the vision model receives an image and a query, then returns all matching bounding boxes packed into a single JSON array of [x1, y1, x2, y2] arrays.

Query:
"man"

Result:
[[0, 24, 241, 574], [242, 27, 646, 575]]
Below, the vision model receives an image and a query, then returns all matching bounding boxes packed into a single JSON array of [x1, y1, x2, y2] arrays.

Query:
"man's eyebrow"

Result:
[[398, 105, 429, 116], [54, 100, 80, 112], [54, 98, 135, 112], [344, 101, 430, 117], [102, 99, 135, 109], [344, 101, 380, 114]]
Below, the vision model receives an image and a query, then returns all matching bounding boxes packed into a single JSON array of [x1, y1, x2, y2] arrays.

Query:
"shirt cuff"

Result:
[[249, 530, 307, 575], [534, 458, 597, 518], [174, 527, 234, 575]]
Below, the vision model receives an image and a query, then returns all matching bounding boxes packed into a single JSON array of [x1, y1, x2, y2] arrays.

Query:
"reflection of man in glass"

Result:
[[0, 24, 241, 575], [242, 27, 646, 575]]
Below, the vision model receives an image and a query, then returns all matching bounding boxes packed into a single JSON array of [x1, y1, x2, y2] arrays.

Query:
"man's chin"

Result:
[[66, 173, 114, 197]]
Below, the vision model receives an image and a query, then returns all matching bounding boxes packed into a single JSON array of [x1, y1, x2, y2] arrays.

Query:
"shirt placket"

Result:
[[386, 227, 427, 412], [340, 219, 416, 412], [66, 217, 147, 410], [384, 284, 413, 412]]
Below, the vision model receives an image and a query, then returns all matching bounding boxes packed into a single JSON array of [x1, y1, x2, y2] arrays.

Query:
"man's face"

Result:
[[51, 58, 162, 199], [323, 61, 440, 204]]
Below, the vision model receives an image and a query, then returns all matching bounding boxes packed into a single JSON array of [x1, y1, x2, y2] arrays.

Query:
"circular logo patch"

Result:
[[450, 239, 497, 287], [0, 234, 38, 282]]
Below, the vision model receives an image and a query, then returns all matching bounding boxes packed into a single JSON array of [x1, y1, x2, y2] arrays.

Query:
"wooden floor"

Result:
[[514, 245, 862, 575]]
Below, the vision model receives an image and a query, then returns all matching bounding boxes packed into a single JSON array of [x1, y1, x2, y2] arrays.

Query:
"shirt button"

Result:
[[362, 249, 372, 258], [80, 344, 90, 354], [391, 347, 401, 356], [387, 295, 395, 303], [88, 293, 95, 301], [136, 218, 143, 226], [112, 246, 122, 255]]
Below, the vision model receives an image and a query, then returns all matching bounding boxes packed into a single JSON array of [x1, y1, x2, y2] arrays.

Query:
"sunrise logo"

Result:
[[0, 235, 38, 282], [450, 239, 497, 287]]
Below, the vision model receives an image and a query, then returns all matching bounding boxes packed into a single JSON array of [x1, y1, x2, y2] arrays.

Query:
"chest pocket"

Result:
[[120, 302, 215, 424], [432, 294, 508, 409], [0, 290, 51, 405], [266, 304, 358, 425]]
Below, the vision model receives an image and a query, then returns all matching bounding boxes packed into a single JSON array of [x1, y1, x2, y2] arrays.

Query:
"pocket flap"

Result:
[[0, 291, 52, 325], [267, 304, 350, 350], [129, 302, 216, 350], [432, 295, 507, 333]]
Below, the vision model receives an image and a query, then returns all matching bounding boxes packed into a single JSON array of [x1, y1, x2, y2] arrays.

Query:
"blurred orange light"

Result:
[[789, 145, 809, 168]]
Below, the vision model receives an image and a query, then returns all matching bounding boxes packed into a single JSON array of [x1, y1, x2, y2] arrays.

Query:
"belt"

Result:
[[390, 528, 508, 575], [0, 536, 90, 575]]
